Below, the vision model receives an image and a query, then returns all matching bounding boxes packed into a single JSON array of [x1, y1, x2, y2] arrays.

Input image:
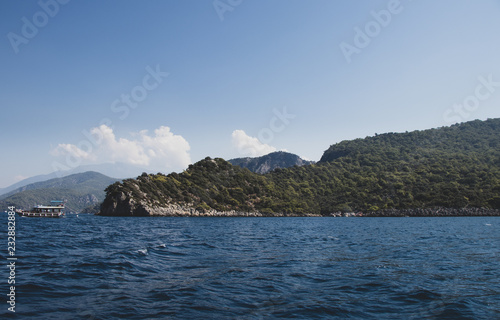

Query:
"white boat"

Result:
[[17, 201, 65, 218]]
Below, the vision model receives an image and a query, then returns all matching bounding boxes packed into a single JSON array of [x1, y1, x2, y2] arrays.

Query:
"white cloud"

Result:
[[52, 125, 191, 173], [139, 126, 192, 169], [50, 143, 94, 160], [231, 129, 276, 157]]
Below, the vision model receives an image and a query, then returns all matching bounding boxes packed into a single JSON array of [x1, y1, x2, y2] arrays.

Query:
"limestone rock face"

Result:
[[99, 191, 145, 216], [98, 181, 500, 217], [228, 151, 314, 174], [99, 190, 500, 217], [98, 190, 323, 217]]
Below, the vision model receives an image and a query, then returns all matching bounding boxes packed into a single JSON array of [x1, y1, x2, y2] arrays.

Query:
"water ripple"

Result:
[[1, 215, 498, 319]]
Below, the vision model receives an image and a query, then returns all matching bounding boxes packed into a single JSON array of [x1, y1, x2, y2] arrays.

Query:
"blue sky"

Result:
[[1, 0, 500, 187]]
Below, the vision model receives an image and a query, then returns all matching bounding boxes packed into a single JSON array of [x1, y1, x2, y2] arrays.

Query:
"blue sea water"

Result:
[[1, 215, 499, 319]]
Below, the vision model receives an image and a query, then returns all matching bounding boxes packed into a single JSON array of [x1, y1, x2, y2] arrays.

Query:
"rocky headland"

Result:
[[98, 119, 500, 217], [98, 187, 499, 217], [97, 190, 322, 217], [98, 196, 500, 217]]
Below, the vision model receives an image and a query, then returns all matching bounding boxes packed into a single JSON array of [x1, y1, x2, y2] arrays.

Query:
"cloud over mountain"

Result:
[[51, 125, 191, 173], [231, 129, 277, 157]]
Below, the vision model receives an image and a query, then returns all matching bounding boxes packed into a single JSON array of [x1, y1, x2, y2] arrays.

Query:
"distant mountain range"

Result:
[[0, 171, 119, 213], [228, 151, 314, 174], [0, 162, 148, 197]]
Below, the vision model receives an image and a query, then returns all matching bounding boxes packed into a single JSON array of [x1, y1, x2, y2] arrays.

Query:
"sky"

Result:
[[1, 0, 500, 188]]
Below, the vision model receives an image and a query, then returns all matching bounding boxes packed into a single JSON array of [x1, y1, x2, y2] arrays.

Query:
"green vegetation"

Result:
[[229, 151, 314, 174], [102, 119, 500, 215], [0, 172, 118, 213]]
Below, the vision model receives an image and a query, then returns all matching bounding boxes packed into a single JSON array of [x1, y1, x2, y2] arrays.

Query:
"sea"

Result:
[[1, 214, 499, 319]]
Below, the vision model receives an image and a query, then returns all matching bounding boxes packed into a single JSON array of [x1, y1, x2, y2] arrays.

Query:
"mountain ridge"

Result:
[[99, 118, 500, 217], [0, 162, 148, 197], [0, 171, 119, 213], [228, 151, 314, 174]]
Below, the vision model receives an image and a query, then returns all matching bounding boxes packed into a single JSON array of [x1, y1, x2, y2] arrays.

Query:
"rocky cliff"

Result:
[[98, 183, 320, 217]]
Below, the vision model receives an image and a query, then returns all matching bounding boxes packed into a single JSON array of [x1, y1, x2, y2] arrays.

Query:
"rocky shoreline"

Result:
[[365, 207, 500, 217], [97, 197, 500, 217], [98, 202, 323, 217], [97, 193, 323, 217]]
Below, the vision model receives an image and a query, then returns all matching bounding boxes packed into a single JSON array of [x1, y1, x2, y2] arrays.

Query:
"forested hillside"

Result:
[[1, 172, 118, 213], [100, 119, 500, 216], [229, 151, 314, 174]]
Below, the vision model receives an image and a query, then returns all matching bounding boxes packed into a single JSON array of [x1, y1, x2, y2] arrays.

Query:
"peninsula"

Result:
[[98, 118, 500, 217]]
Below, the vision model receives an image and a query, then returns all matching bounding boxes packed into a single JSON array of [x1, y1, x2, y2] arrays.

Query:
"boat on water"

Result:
[[17, 200, 65, 218]]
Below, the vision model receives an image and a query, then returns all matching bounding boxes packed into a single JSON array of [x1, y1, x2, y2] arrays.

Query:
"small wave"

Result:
[[195, 242, 216, 249], [19, 283, 54, 292], [433, 300, 475, 319], [11, 215, 500, 320], [407, 289, 441, 302], [227, 267, 246, 274], [289, 272, 309, 279], [165, 250, 188, 256]]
